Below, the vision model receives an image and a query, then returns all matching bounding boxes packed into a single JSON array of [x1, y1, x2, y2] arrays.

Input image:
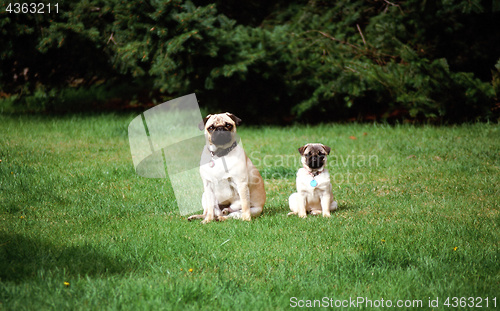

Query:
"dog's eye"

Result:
[[225, 123, 233, 130], [208, 125, 215, 132]]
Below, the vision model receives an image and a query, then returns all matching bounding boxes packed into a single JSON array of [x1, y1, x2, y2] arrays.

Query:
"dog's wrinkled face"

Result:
[[199, 112, 242, 147], [299, 143, 331, 170]]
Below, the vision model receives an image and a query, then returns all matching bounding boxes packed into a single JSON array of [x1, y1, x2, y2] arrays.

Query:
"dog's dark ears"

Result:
[[198, 113, 242, 131], [298, 144, 331, 155], [298, 144, 308, 155], [198, 114, 212, 131], [322, 145, 331, 155], [225, 112, 242, 126]]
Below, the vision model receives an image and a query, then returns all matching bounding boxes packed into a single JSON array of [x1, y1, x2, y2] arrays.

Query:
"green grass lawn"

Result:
[[0, 114, 499, 310]]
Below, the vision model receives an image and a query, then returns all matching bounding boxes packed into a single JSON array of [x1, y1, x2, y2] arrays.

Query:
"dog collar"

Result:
[[210, 141, 238, 158], [307, 169, 323, 187], [306, 168, 323, 177]]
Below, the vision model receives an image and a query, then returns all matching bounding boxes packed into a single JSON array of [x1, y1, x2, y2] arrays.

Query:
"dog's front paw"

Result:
[[322, 213, 331, 218], [241, 212, 252, 221], [298, 213, 307, 218], [201, 217, 214, 224], [187, 214, 202, 221]]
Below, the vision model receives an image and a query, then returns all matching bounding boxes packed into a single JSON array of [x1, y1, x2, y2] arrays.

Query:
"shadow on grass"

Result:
[[261, 206, 285, 217], [0, 233, 134, 283], [261, 201, 356, 218], [336, 202, 359, 213]]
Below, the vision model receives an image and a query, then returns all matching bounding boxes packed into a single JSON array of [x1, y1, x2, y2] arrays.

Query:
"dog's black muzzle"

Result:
[[306, 155, 326, 169], [211, 128, 233, 145]]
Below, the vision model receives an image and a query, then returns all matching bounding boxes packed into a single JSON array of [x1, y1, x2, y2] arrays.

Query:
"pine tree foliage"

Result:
[[0, 0, 498, 122]]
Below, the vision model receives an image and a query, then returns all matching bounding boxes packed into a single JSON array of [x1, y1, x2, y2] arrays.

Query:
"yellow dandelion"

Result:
[[453, 247, 458, 251], [64, 282, 70, 286], [180, 268, 183, 271], [188, 268, 193, 272], [381, 239, 385, 243], [20, 215, 25, 219]]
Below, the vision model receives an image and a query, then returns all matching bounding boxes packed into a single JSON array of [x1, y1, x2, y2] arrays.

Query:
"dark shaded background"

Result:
[[1, 0, 499, 123]]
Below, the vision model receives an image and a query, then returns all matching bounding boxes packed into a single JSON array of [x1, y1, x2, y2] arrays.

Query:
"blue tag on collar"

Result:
[[310, 179, 318, 187]]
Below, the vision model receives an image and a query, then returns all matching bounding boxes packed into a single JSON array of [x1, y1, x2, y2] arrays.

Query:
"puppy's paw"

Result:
[[287, 212, 297, 216], [322, 213, 331, 218], [241, 212, 252, 221], [216, 216, 228, 222], [331, 201, 338, 211], [298, 213, 307, 218]]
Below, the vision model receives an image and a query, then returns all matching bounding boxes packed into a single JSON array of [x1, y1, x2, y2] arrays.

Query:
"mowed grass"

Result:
[[0, 114, 498, 310]]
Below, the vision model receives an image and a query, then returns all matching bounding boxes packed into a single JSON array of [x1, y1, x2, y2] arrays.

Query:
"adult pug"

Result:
[[288, 143, 338, 218], [188, 112, 266, 223]]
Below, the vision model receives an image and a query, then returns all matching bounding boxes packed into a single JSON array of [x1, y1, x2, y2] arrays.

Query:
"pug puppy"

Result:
[[288, 143, 338, 218], [187, 112, 266, 223]]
